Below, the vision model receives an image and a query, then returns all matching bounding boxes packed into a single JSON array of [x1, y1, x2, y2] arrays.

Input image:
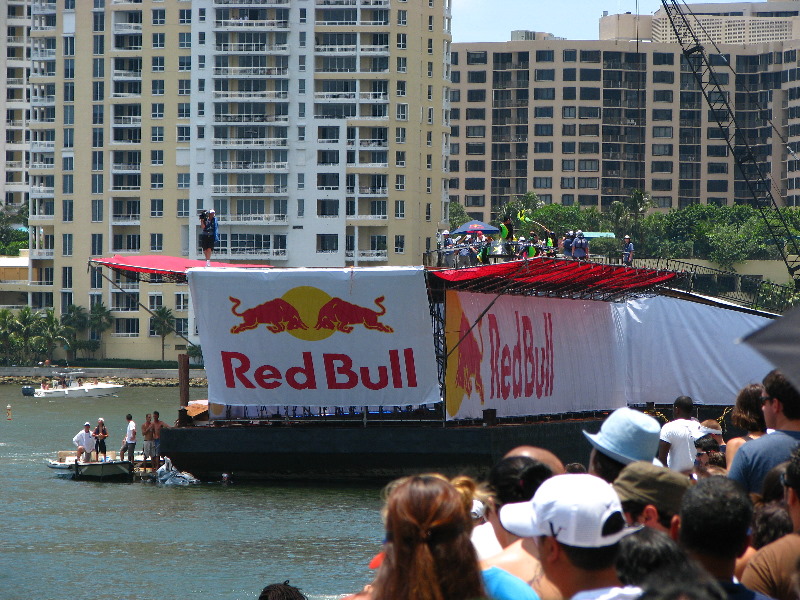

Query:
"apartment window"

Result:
[[563, 68, 576, 81], [396, 127, 406, 143], [396, 103, 408, 120], [177, 199, 189, 218], [151, 173, 164, 189], [467, 51, 488, 64], [62, 175, 74, 195], [708, 163, 728, 174], [197, 102, 205, 117], [397, 57, 407, 73], [535, 69, 555, 81], [93, 35, 104, 55], [91, 174, 103, 194], [394, 235, 405, 254], [151, 127, 164, 142], [178, 80, 191, 95], [91, 128, 103, 148], [64, 59, 75, 79], [652, 109, 672, 121], [534, 124, 553, 136], [176, 293, 189, 312], [427, 62, 433, 77], [652, 179, 673, 191], [152, 56, 164, 72], [152, 33, 165, 49], [115, 319, 139, 337], [578, 124, 598, 136], [92, 58, 104, 79], [578, 159, 599, 171], [177, 173, 190, 189], [707, 146, 728, 157], [561, 177, 575, 189], [177, 126, 190, 142], [150, 233, 163, 252], [149, 294, 163, 311], [562, 159, 575, 171], [199, 32, 205, 45], [395, 174, 406, 191], [653, 71, 674, 84], [425, 202, 432, 219], [464, 178, 485, 190], [533, 177, 552, 189], [533, 141, 553, 153], [653, 126, 673, 138], [62, 266, 73, 290], [152, 9, 165, 25], [90, 105, 102, 125], [92, 199, 103, 222], [316, 234, 338, 253], [651, 161, 673, 173], [397, 9, 407, 25], [395, 200, 405, 218], [468, 71, 487, 84], [395, 151, 406, 167], [199, 8, 206, 22], [151, 150, 164, 165], [177, 103, 190, 119], [533, 159, 552, 171], [467, 89, 486, 102], [578, 142, 599, 153], [298, 174, 305, 190], [93, 12, 104, 31], [151, 198, 163, 217], [653, 52, 674, 65], [179, 9, 191, 24], [579, 87, 600, 101], [578, 177, 599, 189], [178, 57, 191, 72], [64, 83, 75, 103], [179, 33, 191, 49], [535, 50, 554, 62], [62, 234, 73, 257], [428, 107, 435, 124], [534, 106, 554, 118], [91, 234, 103, 256], [464, 195, 485, 207], [397, 33, 407, 49], [198, 55, 205, 69], [149, 103, 164, 119], [654, 90, 673, 102], [563, 87, 576, 100], [562, 124, 576, 136], [396, 81, 406, 96], [466, 126, 485, 138], [533, 88, 555, 100], [652, 144, 673, 156]]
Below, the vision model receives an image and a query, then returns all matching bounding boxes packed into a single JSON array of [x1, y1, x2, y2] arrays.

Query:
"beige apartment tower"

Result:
[[20, 0, 451, 361]]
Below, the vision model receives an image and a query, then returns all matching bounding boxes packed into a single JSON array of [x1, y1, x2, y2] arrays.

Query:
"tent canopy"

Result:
[[450, 220, 500, 235], [89, 255, 270, 283]]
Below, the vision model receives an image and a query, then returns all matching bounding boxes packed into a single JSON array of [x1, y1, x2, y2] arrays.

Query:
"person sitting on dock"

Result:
[[73, 422, 95, 463], [92, 418, 108, 461], [119, 414, 136, 463]]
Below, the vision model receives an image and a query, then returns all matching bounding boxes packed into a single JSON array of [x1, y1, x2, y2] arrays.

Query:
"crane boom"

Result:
[[660, 0, 800, 284]]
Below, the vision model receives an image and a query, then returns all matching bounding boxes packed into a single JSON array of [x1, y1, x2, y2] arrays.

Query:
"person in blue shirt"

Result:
[[622, 235, 634, 266], [199, 208, 219, 266]]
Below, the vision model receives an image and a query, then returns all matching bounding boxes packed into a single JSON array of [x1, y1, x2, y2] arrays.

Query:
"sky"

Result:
[[451, 0, 751, 43]]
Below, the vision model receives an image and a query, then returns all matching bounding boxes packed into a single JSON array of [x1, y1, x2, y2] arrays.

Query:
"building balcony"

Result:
[[113, 23, 143, 34], [214, 19, 288, 29], [315, 20, 358, 26], [314, 91, 357, 100], [216, 213, 288, 224], [315, 45, 357, 54], [212, 248, 288, 260], [28, 116, 55, 124], [347, 214, 388, 221], [5, 160, 24, 169], [29, 212, 55, 222], [213, 161, 288, 170], [361, 0, 390, 5], [355, 161, 389, 168], [113, 116, 142, 126], [112, 69, 142, 80], [31, 0, 57, 13], [211, 184, 287, 195], [212, 137, 287, 147], [6, 78, 25, 87], [345, 250, 388, 260], [215, 0, 290, 4], [212, 114, 289, 123], [31, 48, 56, 60], [29, 141, 56, 153], [361, 45, 390, 54], [213, 66, 289, 77], [110, 185, 141, 192], [317, 138, 340, 144], [215, 43, 288, 53], [30, 248, 55, 259], [29, 71, 56, 81], [212, 90, 288, 101], [30, 96, 56, 106], [28, 279, 54, 287], [30, 186, 55, 198], [111, 163, 141, 172], [354, 139, 387, 148], [29, 162, 55, 170], [357, 187, 388, 196], [31, 24, 57, 32], [111, 213, 141, 225], [316, 0, 356, 4]]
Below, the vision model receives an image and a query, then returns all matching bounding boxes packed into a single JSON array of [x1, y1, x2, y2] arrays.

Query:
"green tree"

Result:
[[0, 308, 19, 365], [0, 203, 28, 256], [623, 189, 653, 249], [187, 344, 203, 365], [14, 306, 44, 365], [150, 306, 175, 362], [448, 201, 471, 230], [34, 309, 70, 364], [61, 304, 88, 361], [88, 301, 114, 357]]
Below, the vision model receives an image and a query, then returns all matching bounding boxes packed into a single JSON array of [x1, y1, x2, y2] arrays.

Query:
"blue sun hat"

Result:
[[583, 407, 661, 465]]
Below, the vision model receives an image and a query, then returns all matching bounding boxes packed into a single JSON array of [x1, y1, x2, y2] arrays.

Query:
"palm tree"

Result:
[[88, 301, 114, 358], [0, 308, 18, 365], [14, 306, 44, 365], [150, 306, 175, 362], [34, 309, 70, 364], [61, 304, 88, 361], [624, 189, 653, 250]]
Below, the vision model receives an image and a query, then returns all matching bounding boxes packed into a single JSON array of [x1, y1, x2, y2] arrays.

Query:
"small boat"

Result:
[[155, 457, 200, 486], [22, 370, 123, 398], [47, 451, 134, 482]]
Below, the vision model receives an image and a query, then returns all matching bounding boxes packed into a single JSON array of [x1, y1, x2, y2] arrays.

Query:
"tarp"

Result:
[[89, 255, 269, 283], [446, 292, 773, 419], [743, 303, 800, 392], [188, 266, 439, 407]]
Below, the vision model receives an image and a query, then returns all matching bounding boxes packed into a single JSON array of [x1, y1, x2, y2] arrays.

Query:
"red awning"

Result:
[[89, 255, 270, 283], [429, 257, 680, 301]]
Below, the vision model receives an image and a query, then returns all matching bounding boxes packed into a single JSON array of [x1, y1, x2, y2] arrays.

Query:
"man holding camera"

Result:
[[199, 208, 219, 266]]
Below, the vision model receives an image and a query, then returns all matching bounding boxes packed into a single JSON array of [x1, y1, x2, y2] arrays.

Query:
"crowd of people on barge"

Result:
[[439, 228, 634, 268], [270, 367, 799, 600]]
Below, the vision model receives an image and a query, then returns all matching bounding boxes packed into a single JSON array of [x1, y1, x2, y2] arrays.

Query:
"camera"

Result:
[[198, 209, 208, 220]]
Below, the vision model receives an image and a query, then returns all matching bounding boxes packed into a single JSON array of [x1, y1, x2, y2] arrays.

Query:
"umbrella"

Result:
[[450, 220, 500, 235], [742, 304, 800, 392]]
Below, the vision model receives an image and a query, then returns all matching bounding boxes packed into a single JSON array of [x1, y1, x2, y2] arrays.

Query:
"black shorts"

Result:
[[200, 233, 215, 250], [96, 440, 107, 453]]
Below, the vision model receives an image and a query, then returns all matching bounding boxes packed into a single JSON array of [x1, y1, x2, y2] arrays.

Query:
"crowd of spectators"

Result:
[[329, 368, 800, 600]]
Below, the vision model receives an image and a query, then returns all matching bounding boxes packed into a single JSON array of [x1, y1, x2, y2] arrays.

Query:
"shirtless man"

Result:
[[141, 413, 155, 470], [152, 411, 169, 468]]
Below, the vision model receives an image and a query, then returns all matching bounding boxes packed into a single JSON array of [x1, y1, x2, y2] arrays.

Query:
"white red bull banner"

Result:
[[189, 267, 439, 407], [446, 291, 773, 420]]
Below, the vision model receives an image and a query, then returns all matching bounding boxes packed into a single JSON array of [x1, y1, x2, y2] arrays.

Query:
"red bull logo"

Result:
[[229, 286, 392, 339], [488, 311, 554, 400]]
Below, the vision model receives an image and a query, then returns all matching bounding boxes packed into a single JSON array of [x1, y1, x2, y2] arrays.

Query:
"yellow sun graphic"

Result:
[[280, 286, 334, 341]]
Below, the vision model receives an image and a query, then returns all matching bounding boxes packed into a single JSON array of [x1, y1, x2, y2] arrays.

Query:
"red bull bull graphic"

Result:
[[189, 267, 438, 408], [445, 290, 617, 420]]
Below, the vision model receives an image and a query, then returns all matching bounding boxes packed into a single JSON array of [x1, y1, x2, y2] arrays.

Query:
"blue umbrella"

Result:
[[450, 220, 500, 235]]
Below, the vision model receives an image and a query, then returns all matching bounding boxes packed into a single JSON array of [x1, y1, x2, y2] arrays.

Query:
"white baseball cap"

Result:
[[442, 230, 450, 235], [499, 474, 633, 548]]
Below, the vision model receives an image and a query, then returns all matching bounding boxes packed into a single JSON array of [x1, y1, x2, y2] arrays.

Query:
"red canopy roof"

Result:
[[429, 257, 680, 301], [89, 255, 270, 283]]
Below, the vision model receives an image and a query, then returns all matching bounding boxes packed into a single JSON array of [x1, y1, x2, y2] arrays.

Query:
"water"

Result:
[[0, 385, 385, 600]]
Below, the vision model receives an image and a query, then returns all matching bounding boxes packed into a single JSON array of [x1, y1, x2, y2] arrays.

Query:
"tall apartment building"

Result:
[[19, 0, 451, 361], [601, 1, 800, 44], [448, 37, 800, 224]]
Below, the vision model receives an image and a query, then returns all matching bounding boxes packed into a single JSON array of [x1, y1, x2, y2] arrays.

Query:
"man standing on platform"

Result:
[[152, 410, 169, 469], [622, 235, 634, 267], [119, 413, 136, 463], [142, 413, 155, 470]]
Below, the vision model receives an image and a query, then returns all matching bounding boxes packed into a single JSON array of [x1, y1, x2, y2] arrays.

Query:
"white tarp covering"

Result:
[[743, 303, 800, 393], [446, 292, 774, 420], [188, 267, 439, 407]]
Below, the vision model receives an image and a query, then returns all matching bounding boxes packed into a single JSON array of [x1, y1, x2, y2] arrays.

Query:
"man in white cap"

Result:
[[441, 230, 455, 268], [572, 230, 589, 261], [500, 474, 641, 600], [583, 407, 662, 483], [622, 235, 634, 267], [73, 422, 95, 463]]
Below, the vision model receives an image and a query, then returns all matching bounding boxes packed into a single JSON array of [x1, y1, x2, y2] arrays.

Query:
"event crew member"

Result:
[[73, 422, 95, 463], [199, 208, 219, 266], [622, 235, 634, 267]]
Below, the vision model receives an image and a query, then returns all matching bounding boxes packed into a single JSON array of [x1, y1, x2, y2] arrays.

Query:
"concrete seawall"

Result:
[[0, 366, 207, 386]]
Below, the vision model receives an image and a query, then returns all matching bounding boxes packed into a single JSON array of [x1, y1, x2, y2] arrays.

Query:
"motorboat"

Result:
[[22, 370, 123, 398], [47, 450, 134, 482]]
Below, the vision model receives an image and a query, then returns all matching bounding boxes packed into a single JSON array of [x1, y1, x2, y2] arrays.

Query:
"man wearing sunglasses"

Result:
[[728, 369, 800, 494]]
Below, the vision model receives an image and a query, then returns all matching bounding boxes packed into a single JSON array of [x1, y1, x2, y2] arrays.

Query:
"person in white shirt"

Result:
[[657, 396, 704, 473], [73, 422, 95, 463], [119, 413, 136, 463]]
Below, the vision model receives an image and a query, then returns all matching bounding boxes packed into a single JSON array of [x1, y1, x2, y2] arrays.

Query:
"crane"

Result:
[[660, 0, 800, 288]]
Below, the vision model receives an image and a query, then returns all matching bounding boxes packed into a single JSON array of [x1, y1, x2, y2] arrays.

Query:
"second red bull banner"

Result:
[[189, 267, 439, 407], [445, 291, 621, 420]]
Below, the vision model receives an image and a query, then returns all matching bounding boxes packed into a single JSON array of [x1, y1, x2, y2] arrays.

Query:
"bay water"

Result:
[[0, 384, 384, 600]]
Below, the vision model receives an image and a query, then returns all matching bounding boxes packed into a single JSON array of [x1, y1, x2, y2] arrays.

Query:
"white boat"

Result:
[[47, 451, 133, 482], [22, 371, 123, 398]]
